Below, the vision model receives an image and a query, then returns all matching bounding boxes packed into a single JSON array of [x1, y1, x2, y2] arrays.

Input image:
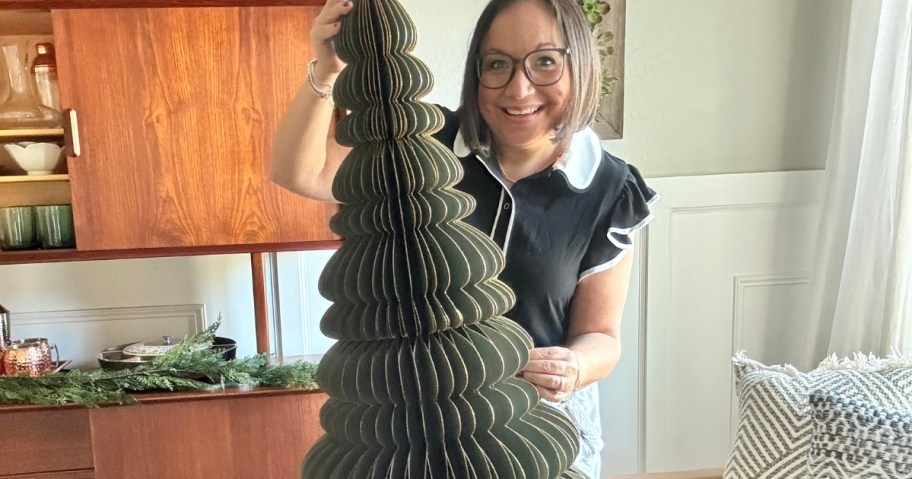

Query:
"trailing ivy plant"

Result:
[[578, 0, 618, 97], [0, 321, 318, 407]]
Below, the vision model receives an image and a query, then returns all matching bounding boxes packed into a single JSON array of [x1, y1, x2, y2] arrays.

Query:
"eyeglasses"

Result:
[[477, 47, 571, 89]]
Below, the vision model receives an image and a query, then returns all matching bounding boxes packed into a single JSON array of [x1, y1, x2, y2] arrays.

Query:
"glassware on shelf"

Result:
[[0, 41, 60, 129], [31, 43, 60, 112]]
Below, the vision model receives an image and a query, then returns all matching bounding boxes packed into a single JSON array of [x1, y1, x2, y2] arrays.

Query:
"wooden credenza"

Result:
[[0, 388, 328, 479]]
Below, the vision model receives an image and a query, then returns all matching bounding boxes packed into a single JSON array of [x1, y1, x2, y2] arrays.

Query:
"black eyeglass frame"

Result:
[[476, 47, 572, 89]]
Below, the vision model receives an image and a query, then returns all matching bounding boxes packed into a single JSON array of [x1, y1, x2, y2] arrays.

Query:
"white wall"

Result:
[[608, 0, 847, 177], [402, 0, 488, 110], [2, 254, 261, 363]]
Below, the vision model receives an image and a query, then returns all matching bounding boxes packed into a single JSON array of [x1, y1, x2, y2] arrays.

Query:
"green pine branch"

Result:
[[0, 320, 318, 407]]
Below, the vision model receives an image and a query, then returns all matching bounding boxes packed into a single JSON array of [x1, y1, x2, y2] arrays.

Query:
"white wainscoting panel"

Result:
[[275, 249, 336, 357], [732, 273, 812, 368], [10, 304, 207, 369], [642, 171, 823, 473]]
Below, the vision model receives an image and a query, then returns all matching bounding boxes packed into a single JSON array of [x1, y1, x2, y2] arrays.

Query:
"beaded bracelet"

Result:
[[307, 59, 334, 100]]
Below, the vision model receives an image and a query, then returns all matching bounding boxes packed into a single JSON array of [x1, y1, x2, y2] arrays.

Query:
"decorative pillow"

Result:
[[808, 392, 912, 478], [724, 352, 912, 479]]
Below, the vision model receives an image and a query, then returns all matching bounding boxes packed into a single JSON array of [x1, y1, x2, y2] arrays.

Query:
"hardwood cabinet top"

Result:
[[1, 0, 323, 8], [0, 386, 326, 413]]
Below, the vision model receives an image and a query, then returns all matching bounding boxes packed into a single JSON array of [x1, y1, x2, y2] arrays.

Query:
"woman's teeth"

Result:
[[505, 106, 541, 116]]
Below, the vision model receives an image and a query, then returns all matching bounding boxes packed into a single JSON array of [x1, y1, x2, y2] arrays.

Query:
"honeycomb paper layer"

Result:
[[300, 1, 586, 477]]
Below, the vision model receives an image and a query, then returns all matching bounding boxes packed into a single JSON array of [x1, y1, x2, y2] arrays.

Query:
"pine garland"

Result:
[[0, 321, 318, 407]]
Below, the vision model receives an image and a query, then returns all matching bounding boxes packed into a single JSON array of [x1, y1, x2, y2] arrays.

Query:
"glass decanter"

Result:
[[0, 42, 60, 129]]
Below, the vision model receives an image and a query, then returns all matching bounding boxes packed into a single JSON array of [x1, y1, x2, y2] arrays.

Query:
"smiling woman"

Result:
[[271, 0, 657, 477]]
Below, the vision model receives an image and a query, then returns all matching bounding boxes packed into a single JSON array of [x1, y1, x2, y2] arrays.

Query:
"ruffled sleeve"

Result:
[[579, 163, 660, 281]]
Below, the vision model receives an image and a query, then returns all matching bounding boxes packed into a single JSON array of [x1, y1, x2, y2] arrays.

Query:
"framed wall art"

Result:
[[581, 0, 626, 139]]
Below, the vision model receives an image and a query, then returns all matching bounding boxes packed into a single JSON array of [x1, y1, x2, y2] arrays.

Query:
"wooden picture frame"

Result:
[[591, 0, 626, 139]]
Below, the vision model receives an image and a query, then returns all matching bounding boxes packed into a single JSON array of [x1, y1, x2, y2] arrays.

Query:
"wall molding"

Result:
[[297, 252, 316, 353], [637, 225, 650, 474], [728, 272, 810, 443], [272, 249, 336, 358], [731, 272, 811, 352], [10, 304, 207, 369], [670, 201, 817, 216], [264, 252, 283, 357], [12, 304, 207, 329]]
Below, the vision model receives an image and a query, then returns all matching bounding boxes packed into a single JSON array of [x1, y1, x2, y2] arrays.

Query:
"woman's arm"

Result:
[[269, 0, 354, 203], [564, 247, 633, 388], [522, 247, 634, 402]]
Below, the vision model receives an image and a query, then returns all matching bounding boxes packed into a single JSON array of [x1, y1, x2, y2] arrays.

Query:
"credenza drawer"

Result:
[[0, 409, 93, 476]]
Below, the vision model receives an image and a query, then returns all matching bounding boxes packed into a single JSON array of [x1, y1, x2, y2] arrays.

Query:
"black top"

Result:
[[433, 108, 659, 347]]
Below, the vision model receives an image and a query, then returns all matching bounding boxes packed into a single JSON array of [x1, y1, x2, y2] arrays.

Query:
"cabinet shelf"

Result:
[[0, 240, 341, 265], [0, 174, 70, 208], [0, 128, 64, 139], [0, 173, 68, 183]]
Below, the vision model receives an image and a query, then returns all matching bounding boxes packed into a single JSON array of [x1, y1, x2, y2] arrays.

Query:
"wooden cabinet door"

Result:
[[0, 409, 93, 476], [52, 7, 337, 251], [90, 391, 329, 479]]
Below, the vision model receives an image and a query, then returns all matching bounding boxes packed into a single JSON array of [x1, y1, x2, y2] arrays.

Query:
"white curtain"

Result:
[[806, 0, 912, 366]]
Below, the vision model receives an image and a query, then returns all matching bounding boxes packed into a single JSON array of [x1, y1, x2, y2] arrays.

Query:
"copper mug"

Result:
[[2, 338, 58, 377]]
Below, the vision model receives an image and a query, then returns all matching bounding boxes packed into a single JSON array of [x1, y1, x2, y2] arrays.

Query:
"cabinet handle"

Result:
[[63, 108, 81, 158]]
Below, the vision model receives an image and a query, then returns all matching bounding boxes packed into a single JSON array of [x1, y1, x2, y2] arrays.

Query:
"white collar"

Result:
[[452, 127, 602, 191]]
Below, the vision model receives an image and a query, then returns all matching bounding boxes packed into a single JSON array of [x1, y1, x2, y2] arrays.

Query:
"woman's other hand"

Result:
[[311, 0, 354, 80], [520, 346, 581, 403]]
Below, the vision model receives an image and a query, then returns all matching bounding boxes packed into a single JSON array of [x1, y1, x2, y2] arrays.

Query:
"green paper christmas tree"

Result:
[[301, 0, 586, 477]]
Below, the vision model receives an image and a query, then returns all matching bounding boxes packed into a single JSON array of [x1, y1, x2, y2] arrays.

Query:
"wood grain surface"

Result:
[[90, 390, 329, 479], [0, 409, 93, 476], [2, 1, 323, 9], [52, 6, 339, 250], [251, 251, 270, 353]]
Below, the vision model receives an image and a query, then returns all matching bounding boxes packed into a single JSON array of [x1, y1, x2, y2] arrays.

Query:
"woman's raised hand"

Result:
[[310, 0, 355, 80]]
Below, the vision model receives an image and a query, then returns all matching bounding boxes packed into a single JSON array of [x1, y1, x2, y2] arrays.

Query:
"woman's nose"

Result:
[[503, 65, 536, 98]]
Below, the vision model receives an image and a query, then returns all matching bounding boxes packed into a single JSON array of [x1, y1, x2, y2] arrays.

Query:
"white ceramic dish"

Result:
[[3, 141, 63, 175]]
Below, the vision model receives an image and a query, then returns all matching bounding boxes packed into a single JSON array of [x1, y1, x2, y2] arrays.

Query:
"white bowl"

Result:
[[3, 142, 63, 175]]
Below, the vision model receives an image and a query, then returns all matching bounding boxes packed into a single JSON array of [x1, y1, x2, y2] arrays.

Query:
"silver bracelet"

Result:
[[307, 59, 334, 100]]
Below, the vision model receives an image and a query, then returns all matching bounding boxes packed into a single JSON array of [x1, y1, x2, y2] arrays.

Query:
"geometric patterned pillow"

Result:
[[724, 352, 912, 479], [808, 392, 912, 478]]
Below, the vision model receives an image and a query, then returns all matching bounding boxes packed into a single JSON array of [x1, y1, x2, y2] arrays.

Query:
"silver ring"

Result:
[[558, 376, 565, 392]]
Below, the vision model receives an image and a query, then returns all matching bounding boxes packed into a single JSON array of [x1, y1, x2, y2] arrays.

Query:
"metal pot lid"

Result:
[[122, 335, 209, 357], [7, 338, 46, 349]]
